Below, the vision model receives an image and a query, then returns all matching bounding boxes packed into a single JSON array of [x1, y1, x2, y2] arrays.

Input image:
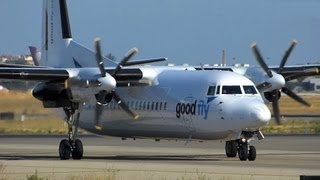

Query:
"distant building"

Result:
[[1, 55, 34, 65], [302, 78, 320, 92]]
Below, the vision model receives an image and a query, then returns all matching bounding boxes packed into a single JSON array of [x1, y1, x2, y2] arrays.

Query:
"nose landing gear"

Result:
[[225, 131, 262, 161], [237, 139, 256, 161]]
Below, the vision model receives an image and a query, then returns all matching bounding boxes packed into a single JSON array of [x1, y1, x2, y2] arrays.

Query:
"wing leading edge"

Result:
[[0, 68, 69, 81]]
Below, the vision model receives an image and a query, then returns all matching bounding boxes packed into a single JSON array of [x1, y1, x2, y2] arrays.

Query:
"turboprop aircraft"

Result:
[[0, 0, 271, 161], [26, 42, 320, 126]]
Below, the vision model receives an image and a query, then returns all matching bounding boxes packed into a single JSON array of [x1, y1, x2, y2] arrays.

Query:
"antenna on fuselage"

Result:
[[221, 49, 226, 66]]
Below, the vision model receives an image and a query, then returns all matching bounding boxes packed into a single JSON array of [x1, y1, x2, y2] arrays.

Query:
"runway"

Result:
[[0, 135, 319, 179]]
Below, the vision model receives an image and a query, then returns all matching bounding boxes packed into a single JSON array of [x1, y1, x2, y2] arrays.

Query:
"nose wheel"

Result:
[[59, 103, 84, 160], [225, 140, 237, 157], [237, 143, 256, 161], [225, 131, 261, 161]]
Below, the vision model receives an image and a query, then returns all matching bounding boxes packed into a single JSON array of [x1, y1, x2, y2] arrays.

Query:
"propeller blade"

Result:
[[251, 43, 273, 77], [94, 38, 107, 77], [112, 48, 139, 76], [279, 40, 297, 73], [285, 73, 308, 81], [112, 91, 139, 119], [281, 87, 311, 107], [271, 90, 281, 125], [94, 90, 108, 130], [122, 57, 167, 66]]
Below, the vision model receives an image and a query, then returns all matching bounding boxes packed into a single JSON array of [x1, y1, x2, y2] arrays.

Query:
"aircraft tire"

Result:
[[72, 139, 83, 160], [248, 145, 256, 161], [238, 143, 248, 161], [225, 141, 237, 157], [59, 139, 71, 160]]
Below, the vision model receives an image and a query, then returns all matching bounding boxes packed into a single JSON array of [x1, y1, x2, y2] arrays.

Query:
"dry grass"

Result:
[[276, 95, 320, 114], [0, 91, 52, 114], [0, 91, 65, 134], [263, 95, 320, 134]]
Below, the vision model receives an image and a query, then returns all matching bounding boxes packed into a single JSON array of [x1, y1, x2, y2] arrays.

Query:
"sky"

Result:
[[0, 0, 320, 66]]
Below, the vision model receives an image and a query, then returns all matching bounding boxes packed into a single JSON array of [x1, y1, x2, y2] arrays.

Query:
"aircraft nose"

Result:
[[224, 99, 271, 131], [249, 104, 271, 126]]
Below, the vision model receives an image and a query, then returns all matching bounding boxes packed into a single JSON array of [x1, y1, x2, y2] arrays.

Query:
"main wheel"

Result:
[[248, 145, 256, 161], [225, 141, 237, 157], [59, 139, 71, 160], [72, 139, 83, 160], [238, 143, 248, 161]]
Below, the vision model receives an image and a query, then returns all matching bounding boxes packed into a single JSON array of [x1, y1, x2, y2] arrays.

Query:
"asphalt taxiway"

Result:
[[0, 134, 319, 179]]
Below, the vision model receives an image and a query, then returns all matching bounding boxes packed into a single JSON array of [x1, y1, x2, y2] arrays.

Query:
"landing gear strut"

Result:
[[225, 131, 262, 161], [59, 103, 83, 160]]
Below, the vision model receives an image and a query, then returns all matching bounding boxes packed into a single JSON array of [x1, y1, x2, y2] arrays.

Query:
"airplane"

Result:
[[0, 0, 272, 161], [26, 41, 320, 126]]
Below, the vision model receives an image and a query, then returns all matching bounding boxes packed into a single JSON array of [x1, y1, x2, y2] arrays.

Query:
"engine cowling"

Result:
[[32, 82, 72, 108]]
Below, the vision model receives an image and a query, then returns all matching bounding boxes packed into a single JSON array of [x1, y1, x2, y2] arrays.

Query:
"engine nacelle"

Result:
[[32, 82, 72, 108]]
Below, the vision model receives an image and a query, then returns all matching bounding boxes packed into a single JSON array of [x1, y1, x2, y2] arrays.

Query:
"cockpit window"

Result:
[[207, 86, 216, 96], [222, 86, 242, 94], [243, 85, 258, 94]]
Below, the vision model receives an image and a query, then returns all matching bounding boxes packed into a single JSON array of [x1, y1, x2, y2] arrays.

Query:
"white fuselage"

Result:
[[63, 68, 270, 141]]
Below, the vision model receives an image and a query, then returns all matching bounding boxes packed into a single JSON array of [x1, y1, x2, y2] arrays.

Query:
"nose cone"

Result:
[[268, 72, 285, 90], [99, 74, 116, 92], [250, 105, 271, 126], [237, 101, 271, 130]]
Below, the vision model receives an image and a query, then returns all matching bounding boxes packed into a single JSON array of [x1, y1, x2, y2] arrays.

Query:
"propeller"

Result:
[[94, 38, 139, 129], [251, 40, 311, 125]]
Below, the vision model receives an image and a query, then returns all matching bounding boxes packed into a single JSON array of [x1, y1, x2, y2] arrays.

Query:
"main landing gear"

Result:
[[225, 131, 264, 161], [59, 103, 83, 160]]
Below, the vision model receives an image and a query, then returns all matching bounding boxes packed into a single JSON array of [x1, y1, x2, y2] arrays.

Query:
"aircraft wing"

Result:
[[270, 64, 320, 81], [194, 64, 320, 81], [0, 68, 69, 81], [0, 67, 151, 87]]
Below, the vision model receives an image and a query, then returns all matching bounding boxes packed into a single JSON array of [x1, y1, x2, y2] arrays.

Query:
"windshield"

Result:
[[243, 85, 258, 94], [222, 86, 242, 94], [207, 86, 216, 96]]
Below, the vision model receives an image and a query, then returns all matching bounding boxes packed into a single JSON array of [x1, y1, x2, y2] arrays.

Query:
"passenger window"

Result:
[[207, 86, 216, 96], [143, 102, 146, 110], [243, 85, 257, 94], [222, 86, 242, 94], [135, 101, 139, 110], [139, 102, 142, 110]]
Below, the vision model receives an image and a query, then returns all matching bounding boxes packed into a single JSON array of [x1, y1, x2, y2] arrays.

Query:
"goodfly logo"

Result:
[[175, 99, 211, 120]]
